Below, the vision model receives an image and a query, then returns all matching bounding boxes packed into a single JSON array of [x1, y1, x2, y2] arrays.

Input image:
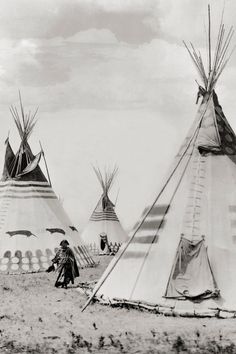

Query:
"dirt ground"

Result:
[[0, 256, 236, 354]]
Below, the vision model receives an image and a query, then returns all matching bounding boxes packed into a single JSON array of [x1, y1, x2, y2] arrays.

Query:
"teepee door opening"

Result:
[[164, 235, 219, 301], [99, 232, 110, 255]]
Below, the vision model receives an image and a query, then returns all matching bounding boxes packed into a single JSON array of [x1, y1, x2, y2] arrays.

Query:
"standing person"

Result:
[[47, 240, 79, 288]]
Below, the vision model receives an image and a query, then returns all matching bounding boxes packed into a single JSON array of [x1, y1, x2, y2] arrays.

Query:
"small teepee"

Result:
[[83, 7, 236, 317], [81, 167, 128, 255], [0, 94, 95, 273]]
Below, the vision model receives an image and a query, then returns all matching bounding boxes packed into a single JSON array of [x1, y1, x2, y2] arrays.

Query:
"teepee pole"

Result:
[[39, 141, 52, 186], [185, 5, 234, 91], [114, 188, 120, 206], [208, 4, 212, 76]]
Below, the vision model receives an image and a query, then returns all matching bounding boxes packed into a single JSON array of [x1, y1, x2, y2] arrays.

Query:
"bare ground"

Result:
[[0, 256, 236, 353]]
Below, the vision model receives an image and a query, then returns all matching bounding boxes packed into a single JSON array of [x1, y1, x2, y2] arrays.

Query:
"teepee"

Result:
[[81, 167, 128, 255], [84, 7, 236, 317], [0, 94, 95, 273]]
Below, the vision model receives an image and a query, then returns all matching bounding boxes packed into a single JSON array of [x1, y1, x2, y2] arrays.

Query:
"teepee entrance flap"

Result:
[[164, 236, 219, 300]]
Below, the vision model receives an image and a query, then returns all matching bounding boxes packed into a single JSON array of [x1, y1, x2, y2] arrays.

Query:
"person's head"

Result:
[[60, 239, 69, 249]]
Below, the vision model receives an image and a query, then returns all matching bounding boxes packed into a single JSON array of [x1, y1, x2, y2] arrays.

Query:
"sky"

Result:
[[0, 0, 236, 232]]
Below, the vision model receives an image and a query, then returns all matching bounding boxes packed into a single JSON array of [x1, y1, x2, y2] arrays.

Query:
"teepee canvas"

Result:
[[0, 95, 95, 273], [81, 167, 128, 255], [84, 7, 236, 317]]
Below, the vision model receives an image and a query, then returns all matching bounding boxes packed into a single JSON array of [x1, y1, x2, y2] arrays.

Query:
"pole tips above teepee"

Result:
[[92, 165, 118, 196], [183, 4, 235, 93], [9, 91, 38, 143]]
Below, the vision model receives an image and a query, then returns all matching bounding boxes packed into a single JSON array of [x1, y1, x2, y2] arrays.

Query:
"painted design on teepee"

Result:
[[46, 228, 65, 235], [83, 7, 236, 317], [6, 230, 37, 238], [0, 93, 95, 273], [70, 226, 78, 231], [81, 166, 128, 255]]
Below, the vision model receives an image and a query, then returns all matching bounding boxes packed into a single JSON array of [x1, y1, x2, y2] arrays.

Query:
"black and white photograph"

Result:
[[0, 0, 236, 353]]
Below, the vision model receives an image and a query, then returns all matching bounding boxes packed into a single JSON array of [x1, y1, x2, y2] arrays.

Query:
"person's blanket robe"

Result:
[[52, 247, 79, 288]]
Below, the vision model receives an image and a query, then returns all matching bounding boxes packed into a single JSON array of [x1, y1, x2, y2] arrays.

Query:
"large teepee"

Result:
[[81, 167, 128, 255], [84, 7, 236, 317], [0, 94, 95, 273]]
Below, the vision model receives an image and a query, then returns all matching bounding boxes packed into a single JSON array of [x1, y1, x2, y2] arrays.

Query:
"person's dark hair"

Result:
[[60, 239, 69, 246]]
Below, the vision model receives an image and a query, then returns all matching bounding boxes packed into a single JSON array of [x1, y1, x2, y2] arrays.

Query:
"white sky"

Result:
[[0, 0, 236, 231]]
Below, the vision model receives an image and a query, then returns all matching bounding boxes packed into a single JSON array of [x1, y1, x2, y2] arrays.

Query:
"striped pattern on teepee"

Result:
[[0, 181, 57, 199], [90, 203, 119, 222]]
